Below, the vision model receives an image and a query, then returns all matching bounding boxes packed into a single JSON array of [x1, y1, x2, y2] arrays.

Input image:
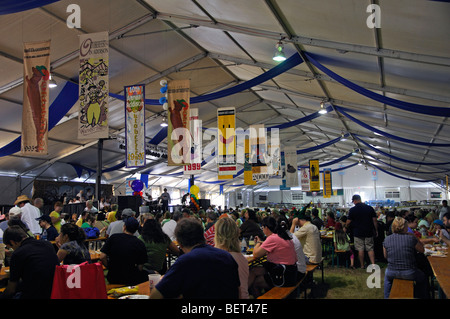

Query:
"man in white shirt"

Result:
[[14, 195, 41, 235], [162, 212, 182, 241]]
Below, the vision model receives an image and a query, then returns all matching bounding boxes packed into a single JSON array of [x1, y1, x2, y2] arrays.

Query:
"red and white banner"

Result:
[[78, 31, 109, 139], [184, 108, 202, 175], [22, 40, 51, 155]]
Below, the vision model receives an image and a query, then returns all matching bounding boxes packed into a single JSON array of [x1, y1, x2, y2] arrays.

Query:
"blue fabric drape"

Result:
[[370, 163, 440, 183], [296, 133, 348, 154], [0, 0, 60, 15], [336, 105, 450, 147], [355, 135, 450, 166], [0, 81, 79, 157], [267, 105, 333, 131], [299, 151, 355, 169], [304, 52, 450, 117]]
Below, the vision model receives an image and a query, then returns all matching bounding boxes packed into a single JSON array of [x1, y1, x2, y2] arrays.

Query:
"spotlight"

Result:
[[273, 41, 286, 62], [49, 74, 57, 88], [160, 116, 168, 127], [319, 101, 327, 114]]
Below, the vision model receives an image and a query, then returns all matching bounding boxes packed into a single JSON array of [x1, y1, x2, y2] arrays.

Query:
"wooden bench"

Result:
[[389, 279, 414, 299], [257, 272, 307, 300]]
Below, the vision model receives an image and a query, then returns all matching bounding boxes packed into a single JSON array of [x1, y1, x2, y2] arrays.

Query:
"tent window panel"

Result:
[[292, 193, 303, 201], [385, 191, 400, 198]]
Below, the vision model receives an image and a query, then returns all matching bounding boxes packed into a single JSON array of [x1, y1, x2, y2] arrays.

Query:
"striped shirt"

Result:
[[383, 233, 418, 271]]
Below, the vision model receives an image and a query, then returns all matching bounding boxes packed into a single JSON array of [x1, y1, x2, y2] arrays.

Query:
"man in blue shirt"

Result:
[[150, 218, 240, 299]]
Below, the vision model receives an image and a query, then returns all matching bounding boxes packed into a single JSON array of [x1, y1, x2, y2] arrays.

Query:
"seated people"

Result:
[[138, 219, 180, 274], [36, 215, 59, 241], [249, 216, 297, 297], [55, 223, 91, 265], [150, 218, 240, 299], [100, 216, 148, 286], [0, 226, 59, 299]]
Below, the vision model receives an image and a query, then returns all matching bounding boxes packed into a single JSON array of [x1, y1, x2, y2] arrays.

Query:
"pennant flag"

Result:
[[22, 40, 51, 155], [309, 159, 320, 191], [78, 31, 109, 139], [284, 146, 298, 187], [323, 168, 332, 198], [125, 85, 145, 168], [217, 107, 237, 178], [184, 108, 202, 175], [167, 79, 190, 166]]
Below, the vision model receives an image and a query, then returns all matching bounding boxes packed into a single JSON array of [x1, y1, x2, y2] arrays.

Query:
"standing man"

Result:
[[14, 195, 41, 236], [346, 194, 378, 269], [160, 188, 171, 213]]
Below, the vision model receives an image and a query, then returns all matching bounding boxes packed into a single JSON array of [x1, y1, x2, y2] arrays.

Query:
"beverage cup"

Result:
[[148, 274, 161, 289]]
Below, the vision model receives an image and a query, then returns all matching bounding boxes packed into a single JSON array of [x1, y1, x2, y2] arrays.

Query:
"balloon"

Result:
[[160, 79, 167, 86], [159, 97, 167, 105], [190, 185, 200, 197], [131, 180, 144, 192], [163, 102, 169, 110], [160, 86, 167, 94]]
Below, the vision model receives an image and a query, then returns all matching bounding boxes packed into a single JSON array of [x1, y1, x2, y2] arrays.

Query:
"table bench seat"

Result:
[[389, 279, 414, 299]]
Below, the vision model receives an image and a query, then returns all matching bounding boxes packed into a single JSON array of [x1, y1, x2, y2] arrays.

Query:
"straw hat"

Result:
[[14, 195, 31, 205]]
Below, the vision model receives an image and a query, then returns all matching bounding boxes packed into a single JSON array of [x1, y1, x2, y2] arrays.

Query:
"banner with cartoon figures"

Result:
[[250, 124, 268, 182], [167, 79, 190, 166], [284, 146, 298, 187], [22, 40, 51, 156], [217, 107, 237, 178], [184, 108, 202, 175], [78, 31, 109, 139], [301, 167, 310, 191], [323, 168, 332, 198], [125, 85, 145, 168], [267, 129, 282, 186], [309, 159, 320, 191]]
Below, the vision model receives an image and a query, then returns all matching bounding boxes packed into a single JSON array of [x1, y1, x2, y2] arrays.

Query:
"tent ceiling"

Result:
[[0, 0, 449, 195]]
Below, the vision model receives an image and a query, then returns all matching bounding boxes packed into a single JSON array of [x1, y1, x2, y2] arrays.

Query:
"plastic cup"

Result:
[[148, 274, 161, 289]]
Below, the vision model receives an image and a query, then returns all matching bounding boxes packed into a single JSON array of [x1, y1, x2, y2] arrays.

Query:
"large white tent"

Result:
[[0, 0, 449, 207]]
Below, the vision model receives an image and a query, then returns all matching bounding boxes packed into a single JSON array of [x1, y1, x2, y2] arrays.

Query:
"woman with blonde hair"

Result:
[[214, 217, 249, 299], [383, 217, 428, 298]]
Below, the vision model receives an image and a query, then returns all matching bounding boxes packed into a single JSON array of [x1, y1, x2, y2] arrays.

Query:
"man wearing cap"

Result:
[[100, 216, 148, 286], [36, 215, 59, 241], [14, 195, 41, 236], [346, 194, 378, 268], [106, 208, 138, 237]]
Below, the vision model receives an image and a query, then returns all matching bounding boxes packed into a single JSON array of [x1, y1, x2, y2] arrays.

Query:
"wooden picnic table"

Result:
[[428, 254, 450, 298], [0, 267, 9, 280], [107, 281, 151, 299]]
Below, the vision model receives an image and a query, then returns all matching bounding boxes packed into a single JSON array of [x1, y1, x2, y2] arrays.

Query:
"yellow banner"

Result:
[[323, 168, 332, 198], [309, 159, 320, 191], [217, 107, 237, 176], [22, 40, 51, 155]]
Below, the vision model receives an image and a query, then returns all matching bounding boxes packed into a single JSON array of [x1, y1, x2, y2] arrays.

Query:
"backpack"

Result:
[[84, 227, 100, 239]]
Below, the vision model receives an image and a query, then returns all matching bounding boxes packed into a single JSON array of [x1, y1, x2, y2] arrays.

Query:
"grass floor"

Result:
[[307, 262, 387, 299]]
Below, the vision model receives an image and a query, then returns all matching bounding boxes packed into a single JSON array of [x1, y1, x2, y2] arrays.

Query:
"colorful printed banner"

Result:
[[167, 79, 190, 166], [267, 130, 282, 186], [284, 146, 298, 187], [184, 108, 202, 175], [323, 168, 332, 198], [250, 124, 268, 181], [22, 40, 51, 155], [125, 85, 145, 168], [218, 107, 236, 177], [309, 159, 320, 191], [244, 137, 256, 185], [78, 31, 109, 139], [301, 167, 310, 191], [279, 152, 290, 190]]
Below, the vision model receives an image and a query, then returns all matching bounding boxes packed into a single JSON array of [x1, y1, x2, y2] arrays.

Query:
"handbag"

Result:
[[51, 262, 107, 299]]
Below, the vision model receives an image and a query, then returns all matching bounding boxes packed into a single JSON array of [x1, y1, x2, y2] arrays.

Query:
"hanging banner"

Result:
[[279, 152, 290, 190], [184, 108, 202, 175], [323, 168, 332, 198], [284, 146, 298, 187], [244, 137, 256, 185], [125, 85, 145, 168], [167, 79, 190, 166], [251, 124, 268, 181], [217, 107, 236, 177], [22, 40, 51, 155], [78, 31, 109, 139], [267, 129, 282, 186], [309, 159, 320, 191], [301, 167, 310, 191]]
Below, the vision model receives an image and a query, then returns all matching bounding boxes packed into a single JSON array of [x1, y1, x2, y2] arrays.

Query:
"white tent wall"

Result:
[[224, 163, 448, 209]]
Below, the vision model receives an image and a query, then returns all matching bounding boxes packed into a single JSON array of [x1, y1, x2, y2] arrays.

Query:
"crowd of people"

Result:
[[0, 192, 448, 299]]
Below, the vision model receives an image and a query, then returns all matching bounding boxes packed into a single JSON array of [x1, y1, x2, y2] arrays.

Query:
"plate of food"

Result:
[[119, 294, 149, 299]]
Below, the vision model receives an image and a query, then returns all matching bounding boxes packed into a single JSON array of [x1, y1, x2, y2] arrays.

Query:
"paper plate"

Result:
[[119, 294, 149, 299]]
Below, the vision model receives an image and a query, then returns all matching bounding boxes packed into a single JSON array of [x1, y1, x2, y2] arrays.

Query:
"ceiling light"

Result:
[[352, 148, 358, 155], [160, 116, 168, 127], [319, 101, 328, 114], [273, 41, 286, 62], [49, 74, 57, 88]]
